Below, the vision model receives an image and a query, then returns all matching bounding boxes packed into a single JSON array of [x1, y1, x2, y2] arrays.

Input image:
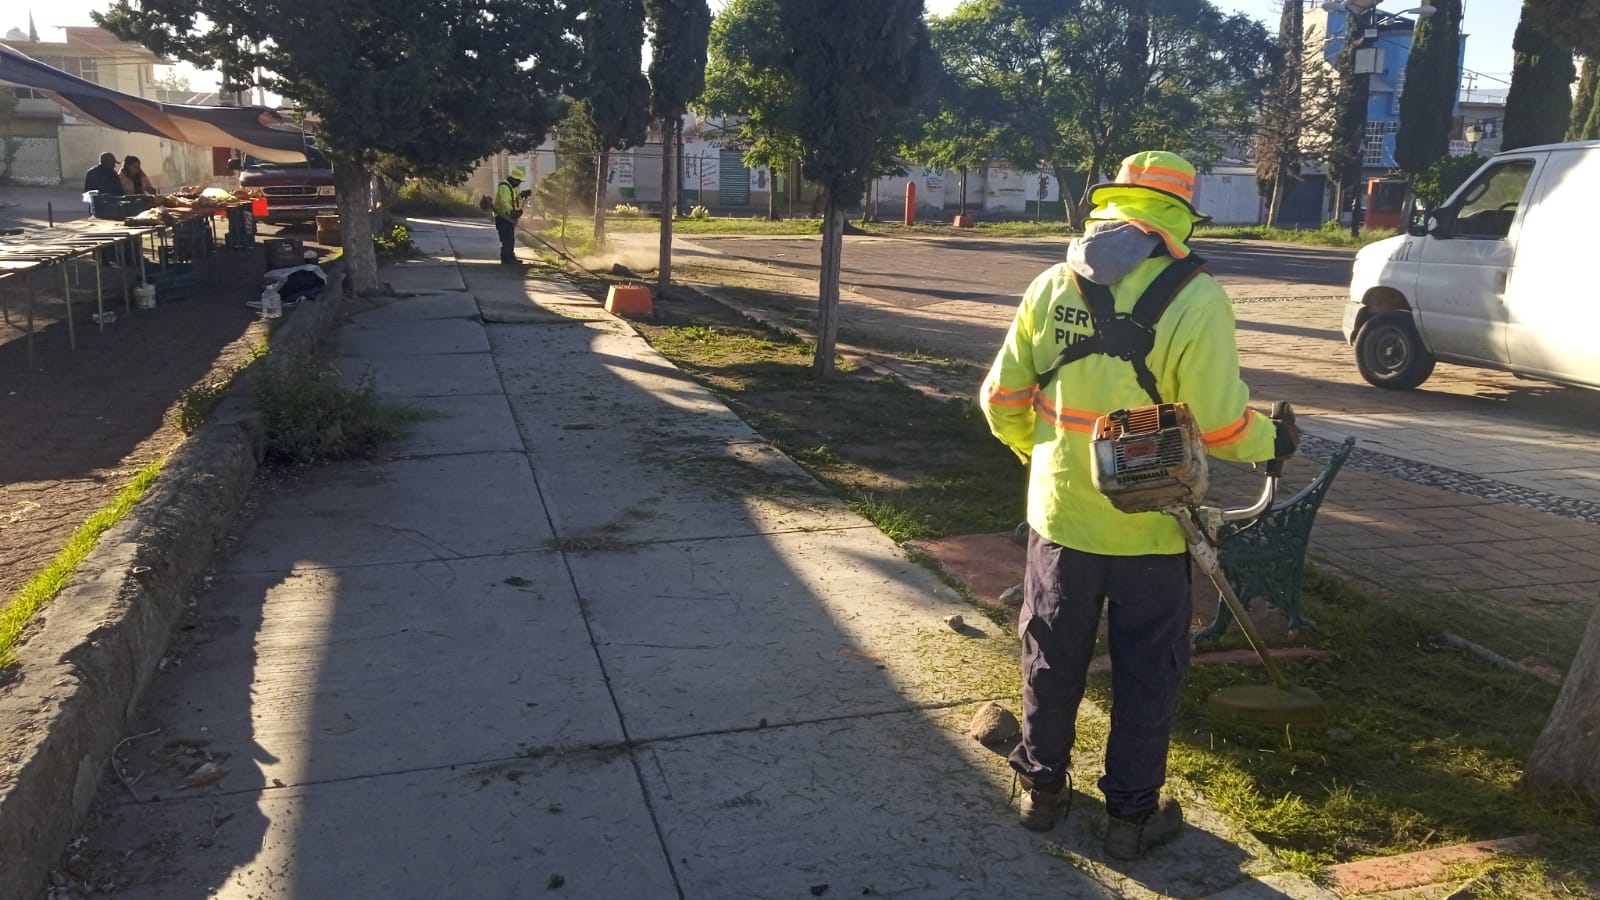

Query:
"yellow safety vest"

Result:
[[980, 256, 1278, 556]]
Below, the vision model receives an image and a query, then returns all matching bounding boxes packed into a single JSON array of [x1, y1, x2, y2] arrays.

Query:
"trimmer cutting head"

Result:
[[1207, 684, 1327, 726]]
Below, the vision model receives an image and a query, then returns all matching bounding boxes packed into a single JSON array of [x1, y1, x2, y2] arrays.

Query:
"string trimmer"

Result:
[[1090, 401, 1326, 726]]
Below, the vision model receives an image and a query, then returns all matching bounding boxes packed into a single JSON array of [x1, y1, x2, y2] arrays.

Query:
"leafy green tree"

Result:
[[536, 100, 601, 220], [907, 18, 1002, 218], [95, 0, 579, 295], [699, 0, 804, 218], [1571, 56, 1600, 139], [1502, 0, 1576, 151], [775, 0, 931, 377], [580, 0, 652, 248], [931, 0, 1273, 226], [645, 0, 712, 289], [1411, 153, 1481, 205], [1395, 0, 1462, 176]]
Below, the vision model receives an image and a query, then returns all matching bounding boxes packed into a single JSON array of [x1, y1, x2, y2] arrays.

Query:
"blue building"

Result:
[[1278, 0, 1467, 227]]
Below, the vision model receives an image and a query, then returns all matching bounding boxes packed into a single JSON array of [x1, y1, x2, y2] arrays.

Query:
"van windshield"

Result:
[[1453, 160, 1533, 239], [241, 145, 331, 170]]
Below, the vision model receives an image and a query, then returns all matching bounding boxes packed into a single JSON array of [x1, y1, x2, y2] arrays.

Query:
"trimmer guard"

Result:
[[1090, 403, 1209, 514]]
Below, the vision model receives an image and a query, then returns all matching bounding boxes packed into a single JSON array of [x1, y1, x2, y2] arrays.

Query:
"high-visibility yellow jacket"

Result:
[[980, 257, 1278, 556], [493, 180, 520, 219]]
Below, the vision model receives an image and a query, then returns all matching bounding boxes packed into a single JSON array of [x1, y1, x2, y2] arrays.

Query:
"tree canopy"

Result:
[[1502, 0, 1577, 151], [700, 0, 804, 181], [774, 0, 932, 376], [928, 0, 1273, 225], [580, 0, 652, 247]]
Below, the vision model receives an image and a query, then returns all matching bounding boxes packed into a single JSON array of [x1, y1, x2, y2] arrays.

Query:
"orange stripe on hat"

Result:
[[1116, 162, 1195, 203]]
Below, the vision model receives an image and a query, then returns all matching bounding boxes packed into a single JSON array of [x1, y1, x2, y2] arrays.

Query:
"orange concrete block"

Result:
[[605, 284, 653, 318], [952, 214, 975, 228]]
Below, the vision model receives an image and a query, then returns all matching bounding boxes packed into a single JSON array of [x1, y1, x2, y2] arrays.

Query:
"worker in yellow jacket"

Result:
[[979, 151, 1298, 859], [493, 166, 529, 265]]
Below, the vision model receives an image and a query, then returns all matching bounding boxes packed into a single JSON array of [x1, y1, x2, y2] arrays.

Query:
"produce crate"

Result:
[[89, 194, 152, 220], [147, 265, 197, 303]]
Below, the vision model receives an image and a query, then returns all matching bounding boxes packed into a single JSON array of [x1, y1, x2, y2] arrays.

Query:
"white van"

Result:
[[1341, 139, 1600, 391]]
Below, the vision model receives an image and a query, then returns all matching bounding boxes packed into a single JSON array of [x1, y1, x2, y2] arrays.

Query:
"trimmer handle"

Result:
[[1265, 401, 1294, 479]]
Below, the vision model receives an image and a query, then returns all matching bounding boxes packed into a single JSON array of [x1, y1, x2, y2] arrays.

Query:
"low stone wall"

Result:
[[0, 261, 347, 899]]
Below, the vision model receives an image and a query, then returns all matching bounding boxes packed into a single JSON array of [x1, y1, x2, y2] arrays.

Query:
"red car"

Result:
[[233, 144, 337, 225]]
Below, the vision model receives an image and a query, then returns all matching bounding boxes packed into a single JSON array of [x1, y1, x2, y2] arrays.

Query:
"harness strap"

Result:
[[1035, 255, 1209, 405]]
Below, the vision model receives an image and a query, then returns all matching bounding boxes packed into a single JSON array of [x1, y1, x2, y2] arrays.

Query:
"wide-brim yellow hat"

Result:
[[1086, 151, 1209, 259], [508, 165, 528, 182]]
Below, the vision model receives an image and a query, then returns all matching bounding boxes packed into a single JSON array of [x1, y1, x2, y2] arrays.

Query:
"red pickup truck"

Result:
[[233, 144, 337, 225]]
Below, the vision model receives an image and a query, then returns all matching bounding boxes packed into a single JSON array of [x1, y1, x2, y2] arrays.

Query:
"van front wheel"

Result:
[[1355, 312, 1436, 390]]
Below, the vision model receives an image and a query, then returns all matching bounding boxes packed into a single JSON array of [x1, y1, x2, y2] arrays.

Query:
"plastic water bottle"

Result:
[[260, 287, 283, 319]]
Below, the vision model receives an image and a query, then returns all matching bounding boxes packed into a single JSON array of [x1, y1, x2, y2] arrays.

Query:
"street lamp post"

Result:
[[1322, 0, 1436, 236]]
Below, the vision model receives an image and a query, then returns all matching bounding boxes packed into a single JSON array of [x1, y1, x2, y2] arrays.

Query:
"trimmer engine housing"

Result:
[[1090, 403, 1209, 514]]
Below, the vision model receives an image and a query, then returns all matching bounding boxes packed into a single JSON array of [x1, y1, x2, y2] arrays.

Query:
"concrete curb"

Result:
[[0, 261, 347, 899]]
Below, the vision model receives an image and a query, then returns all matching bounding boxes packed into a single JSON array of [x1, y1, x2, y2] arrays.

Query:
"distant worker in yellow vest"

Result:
[[493, 166, 530, 265], [979, 150, 1299, 858]]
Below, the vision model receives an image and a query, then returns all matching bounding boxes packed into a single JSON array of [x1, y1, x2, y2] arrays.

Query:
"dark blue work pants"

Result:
[[1008, 530, 1192, 820], [495, 215, 517, 263]]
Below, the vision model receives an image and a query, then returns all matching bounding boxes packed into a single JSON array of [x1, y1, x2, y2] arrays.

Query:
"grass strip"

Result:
[[0, 460, 167, 669]]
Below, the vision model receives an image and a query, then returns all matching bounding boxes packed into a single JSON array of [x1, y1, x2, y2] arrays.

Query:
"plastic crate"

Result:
[[148, 266, 197, 303], [89, 193, 152, 220]]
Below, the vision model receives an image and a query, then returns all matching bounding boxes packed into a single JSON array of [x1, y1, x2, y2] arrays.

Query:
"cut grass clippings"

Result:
[[619, 289, 1600, 896], [0, 460, 166, 670]]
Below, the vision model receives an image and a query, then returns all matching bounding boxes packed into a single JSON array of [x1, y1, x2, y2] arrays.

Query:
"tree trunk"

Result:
[[1267, 166, 1286, 228], [334, 160, 381, 297], [594, 148, 610, 249], [657, 120, 675, 292], [959, 168, 968, 217], [1523, 599, 1600, 806], [768, 172, 779, 220], [813, 192, 845, 379]]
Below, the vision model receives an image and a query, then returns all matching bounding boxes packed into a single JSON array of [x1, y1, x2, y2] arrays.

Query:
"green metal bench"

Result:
[[1193, 436, 1357, 646]]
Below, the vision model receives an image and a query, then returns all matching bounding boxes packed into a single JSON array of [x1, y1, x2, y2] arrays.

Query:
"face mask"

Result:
[[1066, 222, 1160, 285]]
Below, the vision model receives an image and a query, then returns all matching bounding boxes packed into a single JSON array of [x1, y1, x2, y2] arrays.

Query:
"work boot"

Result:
[[1104, 797, 1184, 859], [1016, 775, 1071, 832]]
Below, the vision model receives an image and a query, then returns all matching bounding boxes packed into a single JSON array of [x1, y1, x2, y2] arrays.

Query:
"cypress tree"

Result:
[[1255, 0, 1304, 227], [645, 0, 712, 289], [774, 0, 932, 377], [580, 0, 653, 248], [1571, 56, 1600, 139], [1395, 0, 1462, 175], [1502, 0, 1577, 151]]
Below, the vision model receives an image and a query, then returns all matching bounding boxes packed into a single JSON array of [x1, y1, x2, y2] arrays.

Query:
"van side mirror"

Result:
[[226, 157, 242, 172], [1406, 208, 1430, 237]]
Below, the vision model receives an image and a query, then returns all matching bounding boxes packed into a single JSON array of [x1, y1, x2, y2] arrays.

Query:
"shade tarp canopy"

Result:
[[0, 41, 309, 162]]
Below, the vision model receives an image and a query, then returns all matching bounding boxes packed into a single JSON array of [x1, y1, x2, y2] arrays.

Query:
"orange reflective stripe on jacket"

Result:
[[1032, 394, 1098, 434], [1202, 411, 1255, 448], [984, 383, 1035, 408]]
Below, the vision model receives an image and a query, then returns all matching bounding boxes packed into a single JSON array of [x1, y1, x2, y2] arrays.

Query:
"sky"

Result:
[[11, 0, 1520, 97]]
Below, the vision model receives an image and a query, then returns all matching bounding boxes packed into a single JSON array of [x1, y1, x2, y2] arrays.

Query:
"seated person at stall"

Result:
[[119, 155, 157, 195], [83, 152, 121, 196]]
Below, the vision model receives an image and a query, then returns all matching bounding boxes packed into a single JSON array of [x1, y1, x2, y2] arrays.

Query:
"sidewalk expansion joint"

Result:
[[101, 696, 1017, 812]]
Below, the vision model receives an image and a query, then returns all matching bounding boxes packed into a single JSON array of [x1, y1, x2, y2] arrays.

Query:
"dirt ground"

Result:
[[0, 245, 268, 601]]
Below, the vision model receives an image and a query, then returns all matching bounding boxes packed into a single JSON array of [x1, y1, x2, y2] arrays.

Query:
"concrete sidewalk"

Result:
[[60, 219, 1328, 899]]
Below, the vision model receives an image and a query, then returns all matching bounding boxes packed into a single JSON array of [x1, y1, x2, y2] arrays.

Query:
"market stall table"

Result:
[[0, 219, 177, 369]]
